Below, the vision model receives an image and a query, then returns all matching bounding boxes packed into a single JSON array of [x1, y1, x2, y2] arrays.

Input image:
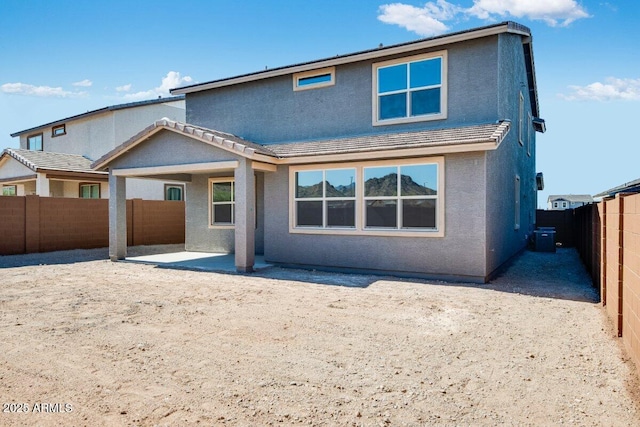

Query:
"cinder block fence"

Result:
[[575, 193, 640, 374], [0, 196, 184, 255]]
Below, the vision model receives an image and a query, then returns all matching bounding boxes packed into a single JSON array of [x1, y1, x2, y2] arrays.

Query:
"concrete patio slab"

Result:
[[124, 251, 272, 273]]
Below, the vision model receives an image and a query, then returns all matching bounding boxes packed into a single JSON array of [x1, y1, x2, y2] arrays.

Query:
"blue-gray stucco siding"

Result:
[[186, 36, 500, 144]]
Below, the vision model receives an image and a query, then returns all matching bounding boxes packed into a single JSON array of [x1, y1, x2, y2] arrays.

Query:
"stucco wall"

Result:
[[0, 157, 34, 179], [263, 152, 487, 281], [484, 33, 537, 276], [19, 100, 185, 161], [186, 37, 499, 144]]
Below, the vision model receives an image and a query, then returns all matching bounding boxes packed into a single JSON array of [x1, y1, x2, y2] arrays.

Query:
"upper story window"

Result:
[[27, 133, 43, 151], [373, 51, 447, 126], [293, 67, 335, 91], [52, 124, 66, 137]]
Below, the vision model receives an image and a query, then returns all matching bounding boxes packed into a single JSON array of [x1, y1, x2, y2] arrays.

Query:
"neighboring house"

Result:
[[594, 177, 640, 199], [0, 97, 186, 200], [547, 195, 593, 210], [94, 21, 546, 283]]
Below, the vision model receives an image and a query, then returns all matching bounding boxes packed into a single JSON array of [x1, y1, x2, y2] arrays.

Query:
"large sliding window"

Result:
[[291, 158, 443, 236], [373, 51, 447, 125]]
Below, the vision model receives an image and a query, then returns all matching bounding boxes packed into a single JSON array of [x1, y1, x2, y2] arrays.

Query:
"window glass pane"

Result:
[[379, 93, 406, 120], [213, 204, 233, 223], [400, 164, 437, 196], [327, 200, 355, 227], [91, 185, 99, 199], [411, 88, 440, 116], [3, 186, 16, 196], [296, 171, 323, 198], [403, 199, 436, 228], [410, 58, 441, 88], [167, 187, 182, 201], [80, 186, 90, 198], [378, 64, 407, 93], [28, 135, 42, 150], [365, 167, 397, 197], [325, 169, 355, 198], [213, 182, 232, 202], [296, 201, 323, 226], [298, 73, 332, 87], [366, 200, 397, 228]]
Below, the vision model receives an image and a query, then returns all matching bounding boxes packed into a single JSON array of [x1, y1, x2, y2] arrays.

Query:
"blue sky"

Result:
[[1, 0, 638, 207]]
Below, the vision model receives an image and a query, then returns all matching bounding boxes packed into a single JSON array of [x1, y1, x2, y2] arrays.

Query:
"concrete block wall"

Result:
[[0, 196, 185, 255], [622, 194, 640, 372]]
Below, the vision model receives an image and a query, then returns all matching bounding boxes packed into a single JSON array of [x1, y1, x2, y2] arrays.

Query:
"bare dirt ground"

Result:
[[1, 246, 639, 426]]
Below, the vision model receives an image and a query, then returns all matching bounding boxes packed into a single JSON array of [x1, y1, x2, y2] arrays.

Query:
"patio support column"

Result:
[[109, 171, 127, 261], [36, 172, 50, 197], [234, 158, 255, 272]]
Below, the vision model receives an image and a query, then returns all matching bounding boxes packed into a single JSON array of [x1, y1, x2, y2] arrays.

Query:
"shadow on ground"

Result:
[[487, 248, 599, 303], [1, 245, 599, 303]]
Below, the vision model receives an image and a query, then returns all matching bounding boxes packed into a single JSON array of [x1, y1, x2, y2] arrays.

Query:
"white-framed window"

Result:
[[514, 175, 520, 230], [165, 184, 184, 201], [209, 178, 234, 227], [553, 201, 559, 209], [293, 66, 335, 91], [290, 157, 444, 237], [562, 201, 568, 209], [295, 168, 356, 228], [518, 92, 524, 146], [52, 124, 66, 137], [2, 185, 17, 196], [372, 51, 447, 126], [27, 133, 43, 151], [79, 183, 100, 199]]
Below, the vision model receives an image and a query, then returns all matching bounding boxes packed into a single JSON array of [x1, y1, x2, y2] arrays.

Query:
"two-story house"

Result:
[[0, 97, 186, 200], [93, 21, 545, 283], [547, 195, 593, 210]]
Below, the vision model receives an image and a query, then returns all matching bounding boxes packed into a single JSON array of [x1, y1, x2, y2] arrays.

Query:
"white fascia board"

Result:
[[112, 161, 239, 177]]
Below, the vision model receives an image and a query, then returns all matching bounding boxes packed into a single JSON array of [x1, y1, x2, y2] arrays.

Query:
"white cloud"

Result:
[[560, 77, 640, 101], [0, 82, 86, 98], [378, 0, 590, 36], [72, 79, 93, 87], [467, 0, 590, 27], [378, 1, 459, 37], [116, 84, 132, 92], [121, 71, 192, 101]]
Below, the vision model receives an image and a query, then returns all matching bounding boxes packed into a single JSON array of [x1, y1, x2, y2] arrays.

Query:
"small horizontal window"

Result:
[[293, 67, 335, 91], [2, 185, 17, 196], [52, 124, 66, 137], [79, 183, 100, 199]]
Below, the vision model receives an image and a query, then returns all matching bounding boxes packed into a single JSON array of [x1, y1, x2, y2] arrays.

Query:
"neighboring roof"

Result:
[[594, 177, 640, 198], [1, 148, 105, 174], [92, 118, 510, 170], [170, 21, 539, 117], [10, 96, 185, 137], [547, 194, 594, 203]]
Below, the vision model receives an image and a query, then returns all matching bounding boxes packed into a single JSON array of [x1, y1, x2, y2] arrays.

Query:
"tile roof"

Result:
[[2, 148, 105, 174], [267, 122, 511, 158], [594, 177, 640, 198], [93, 119, 511, 170]]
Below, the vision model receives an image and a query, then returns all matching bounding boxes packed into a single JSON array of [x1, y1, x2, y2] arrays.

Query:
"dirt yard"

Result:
[[1, 246, 639, 426]]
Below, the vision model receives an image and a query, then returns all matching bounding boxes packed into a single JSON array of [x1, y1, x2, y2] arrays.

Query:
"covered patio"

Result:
[[91, 119, 279, 273]]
